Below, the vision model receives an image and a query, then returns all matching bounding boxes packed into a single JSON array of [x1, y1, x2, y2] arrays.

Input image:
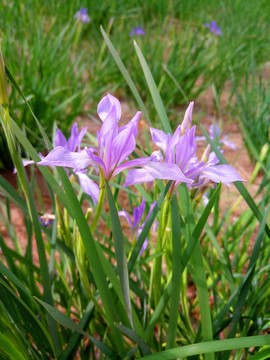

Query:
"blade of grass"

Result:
[[200, 124, 270, 239], [128, 181, 172, 274], [56, 167, 125, 354], [0, 278, 56, 357], [0, 175, 28, 214], [35, 298, 120, 360], [115, 324, 152, 356], [166, 194, 182, 349], [10, 118, 73, 214], [248, 347, 270, 360], [144, 184, 221, 340], [0, 332, 29, 360], [134, 40, 172, 134], [5, 66, 51, 148], [100, 25, 152, 127], [105, 180, 133, 328], [139, 335, 270, 360], [178, 184, 214, 359], [222, 206, 269, 359]]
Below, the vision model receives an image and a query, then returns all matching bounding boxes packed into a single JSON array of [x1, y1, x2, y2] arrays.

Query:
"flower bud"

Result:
[[201, 144, 211, 163], [181, 101, 194, 134]]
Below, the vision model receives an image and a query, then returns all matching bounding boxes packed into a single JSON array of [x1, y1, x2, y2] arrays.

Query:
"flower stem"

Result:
[[152, 197, 171, 307], [90, 174, 105, 233]]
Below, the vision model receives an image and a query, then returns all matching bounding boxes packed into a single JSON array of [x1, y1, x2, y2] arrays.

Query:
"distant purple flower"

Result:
[[119, 198, 158, 255], [129, 26, 145, 36], [204, 21, 222, 36], [74, 8, 90, 23], [195, 124, 236, 150], [39, 214, 55, 227]]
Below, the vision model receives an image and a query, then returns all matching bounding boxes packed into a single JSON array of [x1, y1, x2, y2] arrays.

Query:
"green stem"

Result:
[[90, 174, 105, 233], [152, 197, 170, 307]]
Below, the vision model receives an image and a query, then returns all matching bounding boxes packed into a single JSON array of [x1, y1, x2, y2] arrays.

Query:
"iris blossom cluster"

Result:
[[38, 94, 243, 205], [119, 198, 158, 255], [148, 102, 243, 194], [204, 21, 223, 36], [38, 94, 192, 202]]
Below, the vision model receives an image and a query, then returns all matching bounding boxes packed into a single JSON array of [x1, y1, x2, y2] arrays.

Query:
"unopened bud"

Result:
[[181, 101, 194, 134], [201, 144, 211, 163]]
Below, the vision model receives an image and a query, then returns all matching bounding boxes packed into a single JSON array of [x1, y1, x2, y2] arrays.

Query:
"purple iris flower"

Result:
[[149, 102, 244, 191], [119, 198, 158, 255], [204, 21, 223, 36], [38, 94, 192, 197], [39, 214, 55, 227], [129, 26, 145, 36], [195, 124, 236, 150], [74, 8, 90, 23]]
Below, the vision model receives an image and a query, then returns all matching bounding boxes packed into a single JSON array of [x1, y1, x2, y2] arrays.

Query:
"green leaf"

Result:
[[0, 332, 29, 360], [100, 25, 152, 127], [134, 41, 172, 134], [248, 347, 270, 360], [56, 167, 125, 354], [105, 180, 133, 328], [5, 65, 51, 149], [222, 206, 270, 359], [115, 324, 152, 356], [178, 184, 214, 359], [10, 118, 73, 214], [35, 298, 120, 360], [145, 184, 221, 340], [139, 335, 270, 360], [166, 194, 182, 349], [200, 124, 270, 239], [0, 175, 28, 214], [0, 278, 56, 357], [128, 181, 172, 274]]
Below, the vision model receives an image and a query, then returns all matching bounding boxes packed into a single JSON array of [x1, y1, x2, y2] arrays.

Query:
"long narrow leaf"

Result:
[[56, 167, 125, 354], [139, 335, 270, 360], [128, 181, 172, 274], [0, 332, 29, 360], [35, 298, 120, 360], [134, 41, 172, 134], [145, 184, 221, 340], [100, 25, 152, 126], [166, 194, 182, 349], [105, 180, 133, 328], [200, 125, 270, 239]]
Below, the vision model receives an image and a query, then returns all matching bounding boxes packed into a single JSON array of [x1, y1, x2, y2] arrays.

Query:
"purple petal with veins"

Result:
[[118, 210, 134, 229], [175, 126, 197, 169], [201, 164, 244, 185], [97, 93, 121, 122], [76, 172, 100, 205], [55, 128, 67, 148], [124, 168, 156, 186], [37, 147, 93, 170], [133, 197, 145, 227], [150, 127, 171, 153], [110, 112, 140, 168], [221, 136, 237, 150], [113, 157, 151, 176]]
